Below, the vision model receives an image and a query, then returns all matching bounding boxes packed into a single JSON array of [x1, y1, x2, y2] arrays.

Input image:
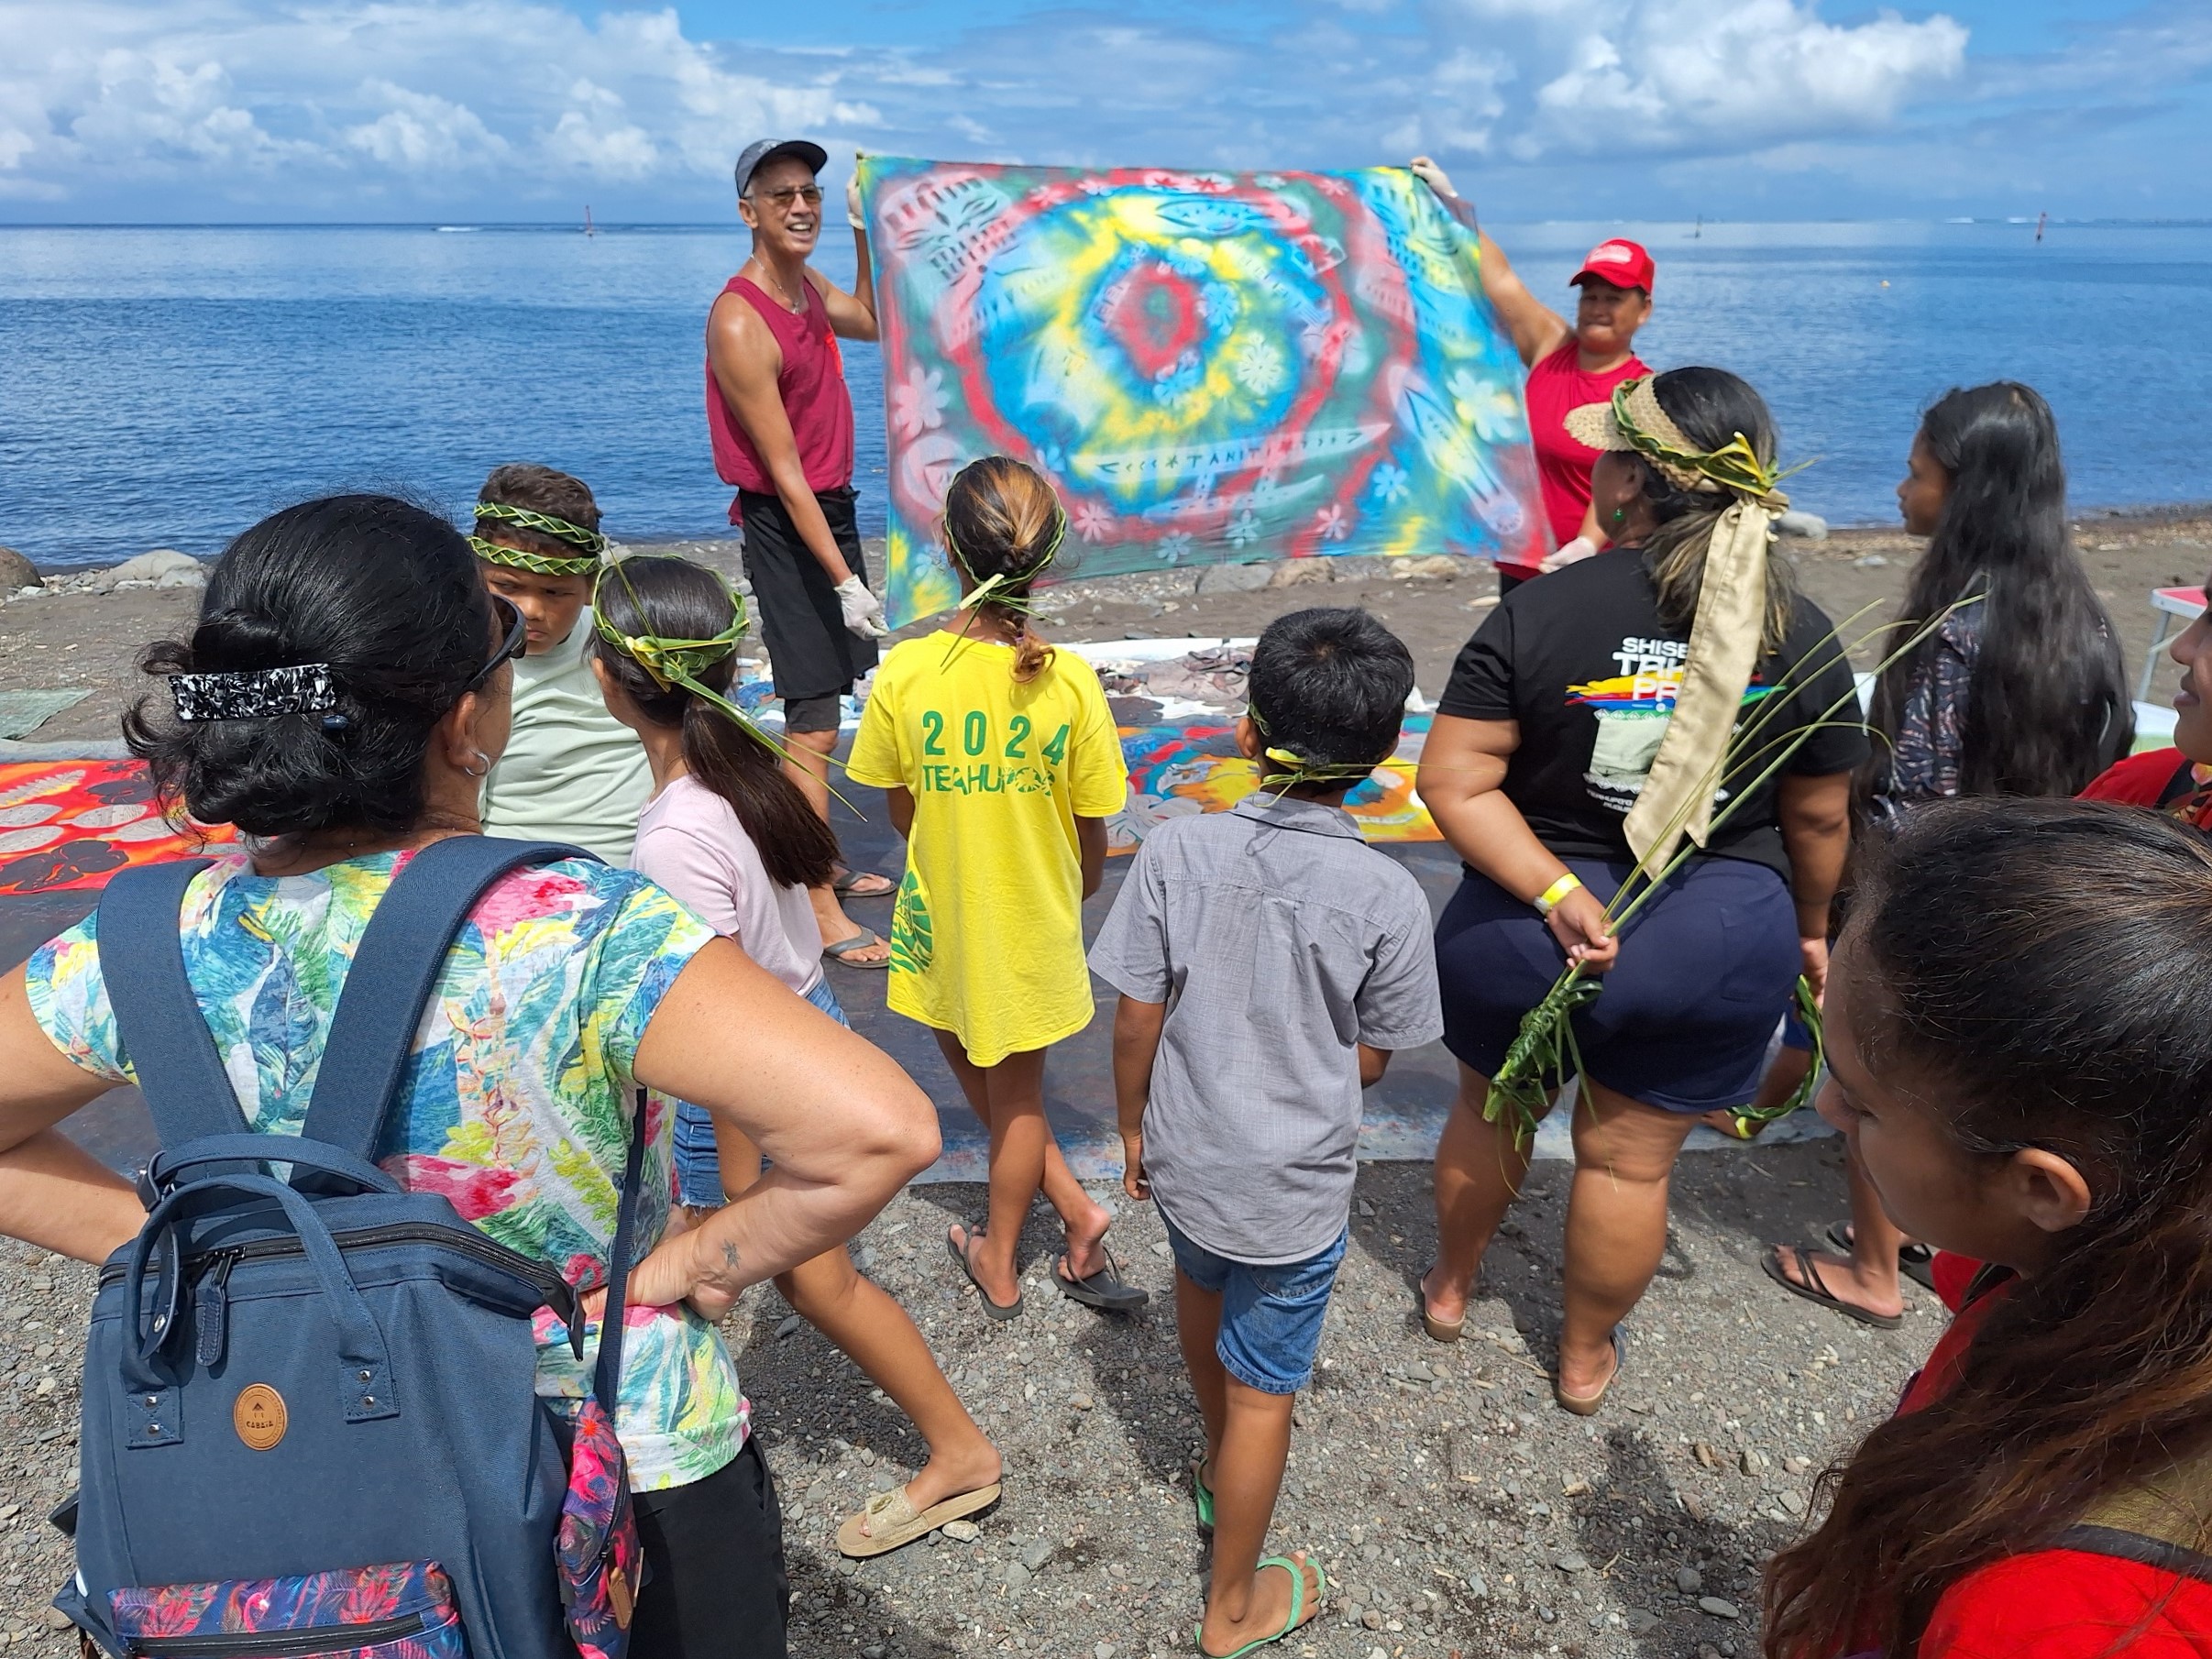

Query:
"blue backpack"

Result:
[[59, 837, 648, 1659]]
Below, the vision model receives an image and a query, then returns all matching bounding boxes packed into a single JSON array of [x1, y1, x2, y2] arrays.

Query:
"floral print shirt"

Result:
[[26, 849, 744, 1493]]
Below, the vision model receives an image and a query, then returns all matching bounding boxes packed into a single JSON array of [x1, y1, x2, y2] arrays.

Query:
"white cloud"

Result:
[[0, 0, 2200, 221], [1521, 1, 1967, 151], [0, 0, 849, 207], [345, 82, 509, 170]]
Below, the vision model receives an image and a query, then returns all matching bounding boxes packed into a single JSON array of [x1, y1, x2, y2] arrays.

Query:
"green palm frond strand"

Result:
[[1481, 596, 1980, 1147]]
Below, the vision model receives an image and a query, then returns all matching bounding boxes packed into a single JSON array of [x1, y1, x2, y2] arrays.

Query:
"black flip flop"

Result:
[[1821, 1221, 1937, 1291], [1762, 1245, 1903, 1330], [1055, 1242, 1149, 1313], [946, 1225, 1023, 1322]]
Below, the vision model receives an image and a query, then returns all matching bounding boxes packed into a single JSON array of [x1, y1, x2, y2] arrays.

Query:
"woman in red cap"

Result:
[[1412, 159, 1653, 593]]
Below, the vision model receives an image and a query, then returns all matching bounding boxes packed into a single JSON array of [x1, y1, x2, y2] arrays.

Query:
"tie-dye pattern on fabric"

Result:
[[857, 157, 1547, 625]]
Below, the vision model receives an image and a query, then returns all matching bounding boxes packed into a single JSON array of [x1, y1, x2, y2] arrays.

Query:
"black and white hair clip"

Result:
[[170, 663, 338, 723]]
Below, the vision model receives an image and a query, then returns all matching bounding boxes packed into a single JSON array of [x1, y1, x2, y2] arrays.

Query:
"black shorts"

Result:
[[628, 1436, 787, 1659], [739, 486, 879, 703], [1433, 854, 1799, 1113]]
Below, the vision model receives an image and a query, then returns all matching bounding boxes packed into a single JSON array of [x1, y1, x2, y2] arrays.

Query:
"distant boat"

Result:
[[1690, 214, 1702, 239], [2035, 211, 2047, 243], [584, 205, 596, 238], [435, 225, 479, 234]]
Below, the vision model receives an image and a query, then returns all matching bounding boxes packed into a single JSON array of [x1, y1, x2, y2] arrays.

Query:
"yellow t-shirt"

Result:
[[846, 633, 1128, 1066]]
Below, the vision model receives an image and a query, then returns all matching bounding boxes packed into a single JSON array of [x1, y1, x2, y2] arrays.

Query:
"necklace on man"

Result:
[[748, 258, 802, 313]]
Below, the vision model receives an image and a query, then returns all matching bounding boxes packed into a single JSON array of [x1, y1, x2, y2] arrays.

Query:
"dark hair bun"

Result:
[[126, 494, 493, 839]]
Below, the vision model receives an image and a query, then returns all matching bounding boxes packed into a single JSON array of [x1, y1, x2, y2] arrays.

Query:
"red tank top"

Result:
[[705, 274, 855, 510], [1517, 342, 1650, 578]]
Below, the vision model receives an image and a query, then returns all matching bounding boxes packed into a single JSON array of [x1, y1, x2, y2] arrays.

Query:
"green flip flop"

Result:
[[1191, 1456, 1214, 1534], [1193, 1555, 1325, 1659]]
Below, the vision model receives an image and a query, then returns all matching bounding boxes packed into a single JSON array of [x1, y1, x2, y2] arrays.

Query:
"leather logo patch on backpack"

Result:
[[232, 1385, 287, 1451]]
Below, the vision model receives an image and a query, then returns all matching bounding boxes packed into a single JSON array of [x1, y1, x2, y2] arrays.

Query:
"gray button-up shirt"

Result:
[[1089, 790, 1443, 1264]]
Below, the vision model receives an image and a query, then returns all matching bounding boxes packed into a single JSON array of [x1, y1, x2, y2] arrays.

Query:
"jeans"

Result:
[[1162, 1214, 1348, 1395]]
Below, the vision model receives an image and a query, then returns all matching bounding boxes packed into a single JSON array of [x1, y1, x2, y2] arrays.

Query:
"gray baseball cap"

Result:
[[734, 138, 829, 199]]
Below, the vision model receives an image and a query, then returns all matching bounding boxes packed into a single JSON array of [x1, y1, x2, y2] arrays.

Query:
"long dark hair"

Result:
[[1865, 382, 2129, 805], [589, 557, 837, 892], [1764, 798, 2212, 1659], [126, 494, 495, 839]]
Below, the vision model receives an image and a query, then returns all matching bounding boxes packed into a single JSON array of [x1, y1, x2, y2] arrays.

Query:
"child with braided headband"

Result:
[[587, 555, 1004, 1561], [470, 463, 652, 862]]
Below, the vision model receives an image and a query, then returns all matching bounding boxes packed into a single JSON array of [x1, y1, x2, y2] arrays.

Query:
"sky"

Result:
[[1, 0, 2206, 223]]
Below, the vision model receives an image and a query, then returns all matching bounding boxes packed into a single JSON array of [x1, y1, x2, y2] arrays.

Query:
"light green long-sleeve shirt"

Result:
[[480, 609, 653, 864]]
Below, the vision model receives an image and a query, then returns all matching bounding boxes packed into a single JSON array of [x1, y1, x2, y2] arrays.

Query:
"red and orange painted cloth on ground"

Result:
[[0, 760, 237, 895]]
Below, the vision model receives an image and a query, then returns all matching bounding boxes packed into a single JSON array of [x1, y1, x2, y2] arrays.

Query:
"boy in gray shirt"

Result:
[[1089, 608, 1442, 1658]]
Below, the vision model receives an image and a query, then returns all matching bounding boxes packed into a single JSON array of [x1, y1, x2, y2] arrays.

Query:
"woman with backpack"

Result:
[[1763, 381, 2130, 1328], [0, 495, 939, 1659]]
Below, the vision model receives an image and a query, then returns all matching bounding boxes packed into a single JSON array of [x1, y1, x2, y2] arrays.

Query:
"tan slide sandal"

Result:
[[836, 1481, 1003, 1558]]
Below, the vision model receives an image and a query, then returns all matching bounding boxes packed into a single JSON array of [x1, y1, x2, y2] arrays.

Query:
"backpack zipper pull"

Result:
[[194, 1250, 238, 1369]]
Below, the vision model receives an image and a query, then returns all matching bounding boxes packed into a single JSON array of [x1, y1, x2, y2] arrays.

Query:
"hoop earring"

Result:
[[462, 751, 490, 779]]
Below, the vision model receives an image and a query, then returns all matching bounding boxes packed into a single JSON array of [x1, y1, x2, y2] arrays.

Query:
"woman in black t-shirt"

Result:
[[1414, 368, 1865, 1412]]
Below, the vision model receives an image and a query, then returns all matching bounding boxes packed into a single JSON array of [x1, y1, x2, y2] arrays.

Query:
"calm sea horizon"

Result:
[[2, 218, 2206, 569]]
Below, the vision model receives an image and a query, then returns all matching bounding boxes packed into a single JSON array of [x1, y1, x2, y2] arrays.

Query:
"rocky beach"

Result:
[[0, 511, 2208, 1659]]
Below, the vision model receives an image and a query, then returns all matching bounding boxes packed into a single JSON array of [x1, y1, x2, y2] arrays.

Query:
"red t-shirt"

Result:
[[1513, 341, 1649, 581], [1884, 1259, 2212, 1657], [2080, 747, 2212, 829]]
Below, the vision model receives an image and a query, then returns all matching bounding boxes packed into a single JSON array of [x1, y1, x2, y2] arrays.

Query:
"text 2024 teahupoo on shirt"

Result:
[[1437, 547, 1867, 876]]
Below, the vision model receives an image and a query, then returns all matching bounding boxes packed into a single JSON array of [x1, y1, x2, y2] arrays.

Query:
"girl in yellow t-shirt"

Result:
[[847, 456, 1142, 1322]]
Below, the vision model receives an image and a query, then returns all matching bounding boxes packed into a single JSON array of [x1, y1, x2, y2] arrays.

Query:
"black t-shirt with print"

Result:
[[1436, 548, 1869, 879]]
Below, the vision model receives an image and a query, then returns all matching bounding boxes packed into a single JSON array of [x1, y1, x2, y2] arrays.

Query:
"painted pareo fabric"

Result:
[[857, 157, 1547, 627], [112, 1560, 464, 1659], [27, 849, 746, 1492]]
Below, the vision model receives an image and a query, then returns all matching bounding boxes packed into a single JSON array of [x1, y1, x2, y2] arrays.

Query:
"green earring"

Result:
[[1611, 507, 1627, 525]]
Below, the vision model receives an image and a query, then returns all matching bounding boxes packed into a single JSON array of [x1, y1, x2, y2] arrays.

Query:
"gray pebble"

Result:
[[1699, 1596, 1742, 1620], [1021, 1537, 1055, 1572], [1626, 1608, 1660, 1634], [941, 1520, 979, 1543], [1004, 1560, 1032, 1591], [775, 1314, 803, 1341], [1554, 1553, 1589, 1574], [1677, 1565, 1704, 1595]]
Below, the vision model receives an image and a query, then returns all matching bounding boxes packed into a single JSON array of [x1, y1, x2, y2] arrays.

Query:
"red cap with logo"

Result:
[[1571, 238, 1655, 294]]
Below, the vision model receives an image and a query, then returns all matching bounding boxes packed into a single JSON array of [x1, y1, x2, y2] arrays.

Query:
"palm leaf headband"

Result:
[[471, 500, 607, 577], [1563, 376, 1797, 509], [589, 559, 864, 812]]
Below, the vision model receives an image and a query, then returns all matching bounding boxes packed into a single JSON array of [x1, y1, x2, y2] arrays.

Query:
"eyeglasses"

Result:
[[465, 597, 527, 693], [749, 184, 823, 211]]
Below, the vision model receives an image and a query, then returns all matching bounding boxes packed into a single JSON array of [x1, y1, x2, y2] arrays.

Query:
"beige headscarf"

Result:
[[1563, 376, 1791, 869]]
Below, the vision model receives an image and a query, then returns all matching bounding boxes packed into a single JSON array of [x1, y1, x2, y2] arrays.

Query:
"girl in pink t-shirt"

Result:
[[590, 556, 1001, 1558]]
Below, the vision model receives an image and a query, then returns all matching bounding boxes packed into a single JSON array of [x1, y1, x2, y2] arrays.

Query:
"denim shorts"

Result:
[[674, 976, 847, 1209], [1162, 1215, 1348, 1396]]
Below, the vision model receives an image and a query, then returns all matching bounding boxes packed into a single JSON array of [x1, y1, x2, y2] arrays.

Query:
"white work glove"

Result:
[[1540, 535, 1600, 574], [1409, 156, 1458, 199], [847, 167, 865, 232], [835, 574, 888, 638]]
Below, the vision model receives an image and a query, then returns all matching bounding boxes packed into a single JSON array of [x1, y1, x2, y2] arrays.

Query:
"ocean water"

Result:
[[1, 218, 2206, 568]]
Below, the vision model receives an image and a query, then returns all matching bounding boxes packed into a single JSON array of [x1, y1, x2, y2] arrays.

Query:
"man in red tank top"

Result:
[[707, 137, 894, 965], [1412, 159, 1653, 595]]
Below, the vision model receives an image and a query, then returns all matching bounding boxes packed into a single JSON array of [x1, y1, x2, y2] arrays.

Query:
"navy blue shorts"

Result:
[[1434, 855, 1799, 1114]]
